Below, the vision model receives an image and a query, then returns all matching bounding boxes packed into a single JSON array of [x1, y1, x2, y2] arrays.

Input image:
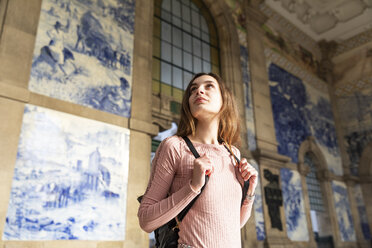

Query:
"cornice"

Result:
[[335, 28, 372, 56], [259, 4, 320, 59]]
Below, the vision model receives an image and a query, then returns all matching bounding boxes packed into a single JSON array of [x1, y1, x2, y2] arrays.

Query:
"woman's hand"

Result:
[[190, 154, 214, 192], [239, 158, 258, 197]]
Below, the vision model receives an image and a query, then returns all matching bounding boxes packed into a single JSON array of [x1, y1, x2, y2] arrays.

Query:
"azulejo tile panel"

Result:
[[337, 84, 372, 175], [240, 45, 257, 151], [353, 184, 371, 240], [250, 160, 266, 240], [29, 0, 135, 118], [3, 104, 130, 240], [331, 181, 356, 242], [280, 168, 309, 241], [268, 63, 343, 175]]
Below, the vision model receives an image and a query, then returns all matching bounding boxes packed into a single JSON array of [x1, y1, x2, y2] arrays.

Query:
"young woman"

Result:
[[138, 73, 258, 247]]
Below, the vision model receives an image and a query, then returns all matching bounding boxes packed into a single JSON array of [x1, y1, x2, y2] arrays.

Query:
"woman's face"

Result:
[[188, 75, 223, 120]]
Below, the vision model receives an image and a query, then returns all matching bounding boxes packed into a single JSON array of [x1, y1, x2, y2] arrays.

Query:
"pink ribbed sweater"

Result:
[[138, 136, 255, 248]]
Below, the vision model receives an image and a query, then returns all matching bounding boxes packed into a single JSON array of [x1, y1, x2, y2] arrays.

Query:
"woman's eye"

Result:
[[190, 87, 197, 92]]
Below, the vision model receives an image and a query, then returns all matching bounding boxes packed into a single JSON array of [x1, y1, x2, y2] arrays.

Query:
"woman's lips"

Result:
[[195, 97, 207, 103]]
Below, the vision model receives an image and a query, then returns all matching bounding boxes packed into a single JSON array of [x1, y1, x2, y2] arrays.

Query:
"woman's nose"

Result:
[[196, 87, 205, 95]]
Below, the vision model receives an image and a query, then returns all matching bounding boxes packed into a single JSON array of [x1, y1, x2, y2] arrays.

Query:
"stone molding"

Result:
[[0, 82, 158, 136], [245, 5, 268, 27], [335, 28, 372, 56], [253, 148, 291, 165], [259, 4, 320, 58], [129, 118, 159, 136], [0, 81, 30, 102], [297, 162, 310, 176]]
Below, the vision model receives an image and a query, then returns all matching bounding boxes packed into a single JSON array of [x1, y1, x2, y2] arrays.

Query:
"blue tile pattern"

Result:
[[280, 168, 309, 241], [339, 86, 372, 175], [269, 63, 342, 175], [331, 181, 356, 241], [240, 45, 257, 151], [250, 160, 266, 240], [354, 184, 371, 240], [2, 105, 130, 240], [29, 0, 135, 118]]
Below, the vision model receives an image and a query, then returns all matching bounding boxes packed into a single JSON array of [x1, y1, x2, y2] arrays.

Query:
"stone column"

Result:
[[344, 176, 370, 248], [297, 162, 317, 248], [259, 155, 292, 248], [126, 0, 158, 247], [244, 4, 278, 153], [318, 40, 363, 247], [316, 170, 343, 247], [0, 0, 158, 247], [242, 2, 293, 247]]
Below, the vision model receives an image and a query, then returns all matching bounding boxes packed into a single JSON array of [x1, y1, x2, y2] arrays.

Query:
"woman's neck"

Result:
[[190, 118, 220, 144]]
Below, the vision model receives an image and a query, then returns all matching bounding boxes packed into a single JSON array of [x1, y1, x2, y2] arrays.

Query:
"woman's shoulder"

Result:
[[161, 135, 183, 145], [158, 135, 184, 153]]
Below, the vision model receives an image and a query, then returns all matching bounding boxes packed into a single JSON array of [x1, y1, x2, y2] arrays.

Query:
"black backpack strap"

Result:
[[177, 136, 209, 222], [183, 136, 200, 158], [223, 144, 250, 206]]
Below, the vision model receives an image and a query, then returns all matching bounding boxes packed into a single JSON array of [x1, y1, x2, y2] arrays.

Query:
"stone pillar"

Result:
[[126, 0, 158, 247], [242, 2, 293, 247], [318, 40, 364, 247], [0, 0, 158, 247], [344, 176, 371, 248], [315, 170, 343, 247], [297, 162, 317, 248], [258, 154, 292, 248], [244, 4, 278, 153]]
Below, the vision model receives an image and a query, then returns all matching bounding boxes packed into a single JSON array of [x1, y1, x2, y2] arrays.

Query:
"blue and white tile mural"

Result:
[[29, 0, 135, 118], [3, 104, 130, 240], [250, 160, 265, 240], [240, 45, 257, 151], [354, 184, 371, 240], [280, 168, 309, 241], [337, 85, 372, 175], [332, 181, 356, 242], [268, 63, 343, 175]]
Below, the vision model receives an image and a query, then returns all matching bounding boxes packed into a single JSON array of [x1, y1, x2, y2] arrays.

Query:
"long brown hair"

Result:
[[176, 72, 241, 147]]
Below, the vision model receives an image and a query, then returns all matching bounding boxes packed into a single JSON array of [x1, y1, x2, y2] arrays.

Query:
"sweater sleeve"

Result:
[[137, 136, 200, 233], [232, 146, 256, 228], [240, 195, 255, 228]]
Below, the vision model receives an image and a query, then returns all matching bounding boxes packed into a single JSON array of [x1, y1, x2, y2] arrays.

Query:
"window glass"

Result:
[[153, 0, 220, 101]]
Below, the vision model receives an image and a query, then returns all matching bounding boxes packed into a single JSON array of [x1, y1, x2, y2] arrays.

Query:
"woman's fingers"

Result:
[[191, 154, 214, 191], [239, 159, 258, 182]]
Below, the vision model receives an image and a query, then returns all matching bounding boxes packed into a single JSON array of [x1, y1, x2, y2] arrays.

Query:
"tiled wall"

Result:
[[280, 168, 309, 241], [337, 83, 372, 175], [268, 63, 343, 176], [2, 0, 135, 241], [3, 105, 130, 240], [28, 0, 135, 118]]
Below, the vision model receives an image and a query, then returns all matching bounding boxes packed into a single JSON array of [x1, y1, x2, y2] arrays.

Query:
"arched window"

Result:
[[304, 152, 325, 212], [152, 0, 220, 105]]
